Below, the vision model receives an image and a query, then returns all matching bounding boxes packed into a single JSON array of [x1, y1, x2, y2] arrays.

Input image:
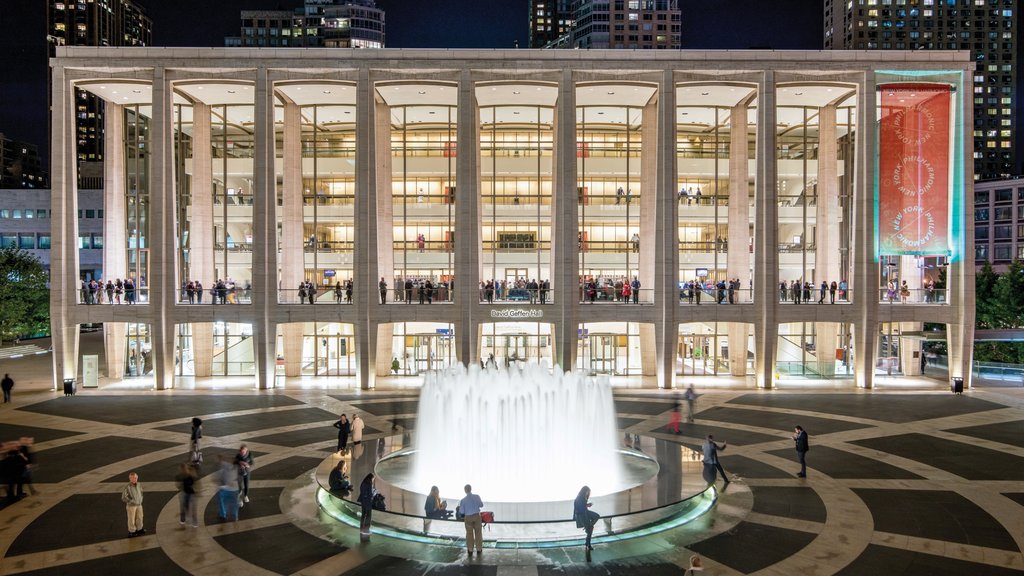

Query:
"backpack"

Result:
[[372, 492, 387, 511]]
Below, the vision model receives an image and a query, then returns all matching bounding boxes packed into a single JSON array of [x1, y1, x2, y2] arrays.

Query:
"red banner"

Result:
[[878, 83, 952, 255]]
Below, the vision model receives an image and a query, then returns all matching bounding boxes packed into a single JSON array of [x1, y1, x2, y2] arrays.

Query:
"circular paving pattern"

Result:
[[0, 387, 1023, 575]]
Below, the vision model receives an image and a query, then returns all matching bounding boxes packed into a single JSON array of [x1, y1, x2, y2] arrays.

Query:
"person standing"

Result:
[[190, 417, 203, 453], [334, 414, 351, 453], [351, 413, 365, 446], [793, 425, 809, 477], [1, 373, 13, 403], [819, 280, 828, 304], [3, 448, 26, 502], [702, 434, 730, 484], [17, 437, 36, 496], [379, 277, 388, 304], [234, 445, 254, 506], [829, 280, 838, 304], [176, 463, 198, 527], [460, 484, 484, 556], [631, 277, 641, 304], [573, 485, 600, 552], [683, 384, 698, 423], [358, 473, 376, 541], [216, 455, 239, 521], [391, 357, 401, 374], [121, 472, 145, 537]]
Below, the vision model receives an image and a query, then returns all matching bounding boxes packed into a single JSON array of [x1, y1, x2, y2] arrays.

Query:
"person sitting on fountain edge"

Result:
[[573, 485, 600, 552], [329, 460, 351, 492], [424, 485, 452, 519]]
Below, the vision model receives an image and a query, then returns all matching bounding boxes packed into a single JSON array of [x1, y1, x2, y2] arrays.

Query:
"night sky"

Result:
[[0, 0, 820, 161]]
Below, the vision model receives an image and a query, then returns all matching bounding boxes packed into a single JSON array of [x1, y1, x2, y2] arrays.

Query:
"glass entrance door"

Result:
[[588, 334, 617, 374], [678, 334, 715, 375], [316, 335, 355, 376]]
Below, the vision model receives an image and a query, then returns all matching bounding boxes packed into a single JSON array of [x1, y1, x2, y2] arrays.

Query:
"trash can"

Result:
[[951, 377, 963, 395], [63, 378, 76, 397]]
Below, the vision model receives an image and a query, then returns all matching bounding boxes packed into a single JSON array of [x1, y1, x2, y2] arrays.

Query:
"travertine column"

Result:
[[376, 323, 394, 376], [281, 102, 305, 377], [728, 100, 752, 376], [252, 67, 278, 389], [754, 72, 779, 389], [190, 102, 215, 377], [103, 102, 127, 379], [899, 321, 923, 376], [815, 104, 841, 377], [655, 70, 678, 386], [854, 73, 879, 389], [354, 68, 377, 389], [637, 87, 659, 378], [552, 69, 579, 371], [50, 65, 80, 388], [150, 67, 176, 390], [950, 69, 976, 388], [454, 69, 480, 366]]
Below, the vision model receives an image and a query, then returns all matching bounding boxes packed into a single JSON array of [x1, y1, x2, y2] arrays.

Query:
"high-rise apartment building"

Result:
[[569, 0, 681, 50], [46, 0, 152, 165], [225, 0, 384, 48], [529, 0, 574, 48], [824, 0, 1016, 180], [0, 134, 47, 189]]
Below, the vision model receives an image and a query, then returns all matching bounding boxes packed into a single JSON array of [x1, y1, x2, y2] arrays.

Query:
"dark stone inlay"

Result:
[[854, 488, 1020, 551], [5, 548, 191, 576], [6, 492, 177, 556], [615, 399, 678, 416], [688, 520, 817, 574], [204, 486, 283, 524], [749, 485, 827, 523], [765, 445, 924, 480], [246, 455, 322, 480], [329, 393, 418, 403], [248, 427, 338, 448], [835, 543, 1024, 576], [698, 406, 871, 435], [214, 522, 343, 575], [101, 448, 263, 483], [156, 407, 339, 437], [728, 393, 1006, 424], [345, 556, 498, 575], [19, 395, 303, 426], [1004, 493, 1024, 508], [947, 420, 1024, 449], [852, 433, 1024, 481], [0, 423, 83, 444], [348, 400, 420, 417], [649, 422, 781, 446], [719, 455, 795, 479], [34, 436, 179, 483], [618, 417, 645, 430], [538, 560, 685, 575]]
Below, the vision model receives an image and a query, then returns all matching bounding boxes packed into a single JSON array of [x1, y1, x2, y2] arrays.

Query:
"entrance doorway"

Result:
[[314, 335, 355, 376], [588, 334, 618, 374]]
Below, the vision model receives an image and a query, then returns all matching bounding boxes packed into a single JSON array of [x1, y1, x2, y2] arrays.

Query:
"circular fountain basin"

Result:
[[315, 433, 717, 547]]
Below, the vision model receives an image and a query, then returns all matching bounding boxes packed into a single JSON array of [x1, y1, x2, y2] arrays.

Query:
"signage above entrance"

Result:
[[490, 309, 544, 319]]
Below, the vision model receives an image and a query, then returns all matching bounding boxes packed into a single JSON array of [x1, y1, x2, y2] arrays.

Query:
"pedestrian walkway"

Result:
[[0, 344, 48, 360]]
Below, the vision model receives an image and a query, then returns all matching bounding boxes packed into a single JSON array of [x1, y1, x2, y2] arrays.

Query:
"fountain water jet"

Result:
[[410, 363, 623, 502]]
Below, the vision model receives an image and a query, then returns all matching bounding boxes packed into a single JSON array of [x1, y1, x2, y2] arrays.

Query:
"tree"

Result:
[[975, 261, 999, 329], [992, 260, 1024, 328], [0, 246, 49, 345]]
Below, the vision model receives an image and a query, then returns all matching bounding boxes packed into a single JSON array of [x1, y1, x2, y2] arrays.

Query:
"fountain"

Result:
[[410, 363, 623, 502]]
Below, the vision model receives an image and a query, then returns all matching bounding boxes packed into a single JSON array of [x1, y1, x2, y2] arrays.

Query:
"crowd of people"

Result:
[[780, 279, 848, 304], [479, 278, 549, 304], [181, 278, 251, 304], [80, 277, 142, 305], [579, 276, 642, 303], [378, 278, 455, 304], [679, 278, 746, 304]]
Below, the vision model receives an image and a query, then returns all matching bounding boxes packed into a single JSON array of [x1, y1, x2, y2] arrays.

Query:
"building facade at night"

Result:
[[48, 47, 974, 392], [824, 0, 1016, 180], [224, 0, 385, 49], [46, 0, 152, 166]]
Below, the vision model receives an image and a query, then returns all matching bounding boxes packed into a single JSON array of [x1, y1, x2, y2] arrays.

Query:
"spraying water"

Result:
[[411, 363, 623, 502]]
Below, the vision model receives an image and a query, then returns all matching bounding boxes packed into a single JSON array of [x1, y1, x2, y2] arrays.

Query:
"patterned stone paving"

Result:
[[0, 386, 1022, 575]]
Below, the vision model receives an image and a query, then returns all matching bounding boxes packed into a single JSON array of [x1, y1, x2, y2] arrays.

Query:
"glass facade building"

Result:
[[48, 47, 975, 391]]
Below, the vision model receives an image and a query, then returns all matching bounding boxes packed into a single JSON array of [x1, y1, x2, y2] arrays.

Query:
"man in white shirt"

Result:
[[459, 484, 484, 556]]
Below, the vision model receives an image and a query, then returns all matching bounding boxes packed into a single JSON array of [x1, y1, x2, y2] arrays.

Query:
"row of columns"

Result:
[[50, 64, 974, 392]]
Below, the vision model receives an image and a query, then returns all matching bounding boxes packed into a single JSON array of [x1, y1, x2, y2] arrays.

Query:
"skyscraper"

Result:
[[46, 0, 152, 165], [824, 0, 1016, 180], [0, 133, 47, 189], [529, 0, 574, 48], [225, 0, 385, 49], [568, 0, 681, 50]]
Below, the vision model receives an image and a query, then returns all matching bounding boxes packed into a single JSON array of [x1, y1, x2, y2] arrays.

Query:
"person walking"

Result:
[[216, 455, 239, 521], [459, 484, 484, 556], [17, 437, 36, 496], [3, 448, 26, 502], [334, 414, 351, 453], [1, 373, 13, 403], [175, 463, 198, 527], [351, 413, 365, 446], [391, 357, 400, 374], [702, 434, 730, 484], [573, 485, 600, 552], [358, 473, 376, 541], [121, 472, 145, 537], [234, 445, 254, 507], [189, 417, 203, 466], [683, 384, 699, 422], [793, 425, 809, 477], [667, 401, 682, 434]]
